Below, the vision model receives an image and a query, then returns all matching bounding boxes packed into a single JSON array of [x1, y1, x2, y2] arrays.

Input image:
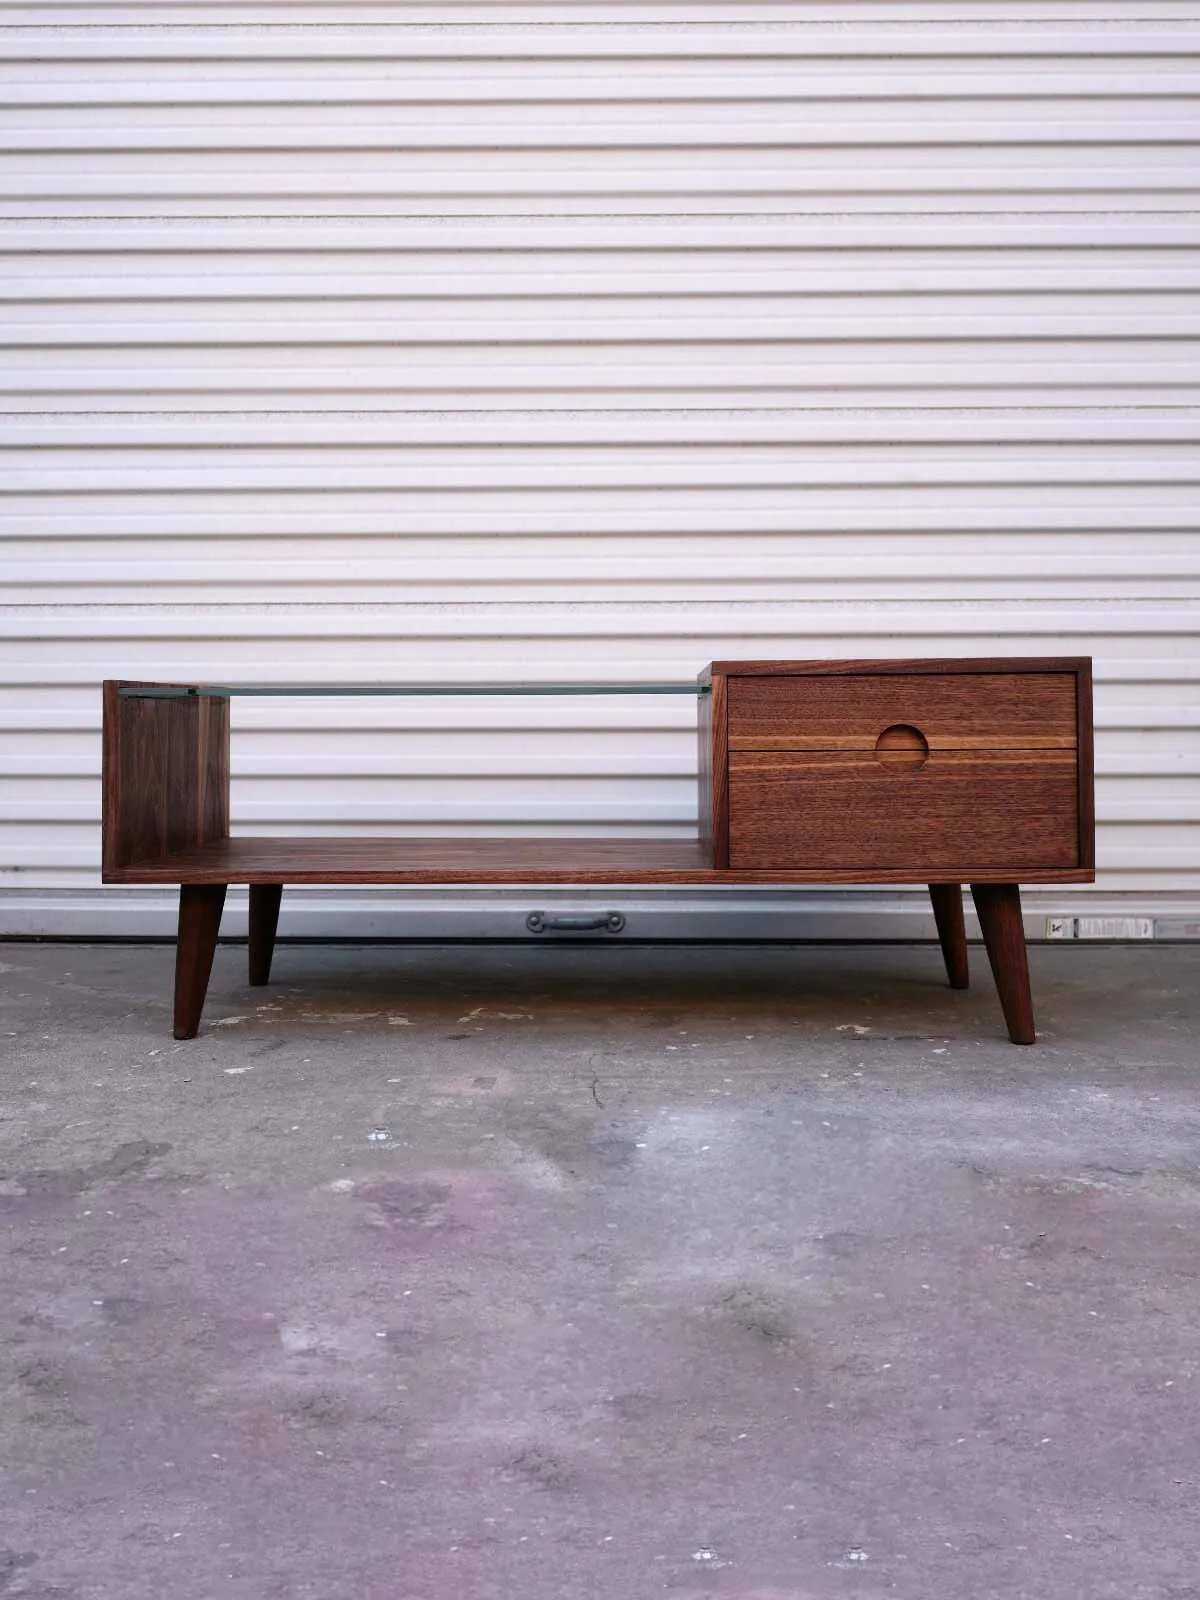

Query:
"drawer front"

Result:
[[729, 750, 1081, 872], [728, 672, 1078, 752]]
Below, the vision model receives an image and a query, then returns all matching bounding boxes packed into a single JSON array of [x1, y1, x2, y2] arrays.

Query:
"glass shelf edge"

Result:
[[118, 683, 712, 699]]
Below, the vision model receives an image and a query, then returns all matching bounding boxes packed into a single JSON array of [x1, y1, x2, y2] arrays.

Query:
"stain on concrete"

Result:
[[501, 1445, 575, 1492], [16, 1359, 73, 1398], [0, 1551, 38, 1592], [359, 1178, 455, 1229], [714, 1285, 794, 1347], [1, 1140, 171, 1202], [281, 1390, 352, 1431]]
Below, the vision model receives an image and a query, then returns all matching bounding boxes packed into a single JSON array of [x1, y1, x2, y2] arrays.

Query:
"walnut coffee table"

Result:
[[102, 659, 1094, 1044]]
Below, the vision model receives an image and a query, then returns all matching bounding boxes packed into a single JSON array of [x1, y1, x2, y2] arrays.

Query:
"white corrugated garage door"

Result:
[[1, 1, 1198, 940]]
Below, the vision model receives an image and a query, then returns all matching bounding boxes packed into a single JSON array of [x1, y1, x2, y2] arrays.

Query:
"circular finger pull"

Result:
[[874, 724, 929, 768]]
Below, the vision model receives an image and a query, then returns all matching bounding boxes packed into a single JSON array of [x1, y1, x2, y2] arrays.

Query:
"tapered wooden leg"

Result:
[[174, 884, 227, 1039], [970, 883, 1035, 1045], [248, 883, 283, 987], [929, 883, 969, 990]]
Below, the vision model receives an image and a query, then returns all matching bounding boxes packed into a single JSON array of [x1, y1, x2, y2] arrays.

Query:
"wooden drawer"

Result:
[[729, 749, 1081, 873], [728, 671, 1078, 753], [723, 667, 1083, 873]]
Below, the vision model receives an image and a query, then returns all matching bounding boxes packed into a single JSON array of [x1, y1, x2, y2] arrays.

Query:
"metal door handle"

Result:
[[525, 912, 626, 934]]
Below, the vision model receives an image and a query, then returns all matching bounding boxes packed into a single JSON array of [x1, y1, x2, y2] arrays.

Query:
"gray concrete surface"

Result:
[[1, 938, 1197, 1600]]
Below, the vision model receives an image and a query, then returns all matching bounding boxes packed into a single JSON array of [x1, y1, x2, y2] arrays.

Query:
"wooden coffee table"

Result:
[[102, 659, 1094, 1044]]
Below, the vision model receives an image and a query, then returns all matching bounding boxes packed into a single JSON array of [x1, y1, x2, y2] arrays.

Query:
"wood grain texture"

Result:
[[1076, 659, 1097, 872], [107, 660, 1094, 1046], [174, 883, 227, 1040], [697, 666, 714, 862], [712, 658, 1092, 679], [106, 836, 1093, 887], [728, 751, 1081, 873], [102, 681, 230, 877], [876, 725, 929, 765], [971, 882, 1036, 1045], [929, 883, 969, 990], [697, 666, 730, 869], [728, 672, 1078, 752], [248, 883, 283, 987]]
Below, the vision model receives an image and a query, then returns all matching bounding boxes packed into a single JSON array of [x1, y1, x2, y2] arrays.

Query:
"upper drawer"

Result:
[[727, 671, 1078, 752]]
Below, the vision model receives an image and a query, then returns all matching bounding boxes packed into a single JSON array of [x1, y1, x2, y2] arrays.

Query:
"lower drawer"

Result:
[[729, 750, 1081, 873]]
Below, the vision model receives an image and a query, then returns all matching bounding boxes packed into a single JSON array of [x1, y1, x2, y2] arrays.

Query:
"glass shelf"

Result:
[[119, 682, 710, 699]]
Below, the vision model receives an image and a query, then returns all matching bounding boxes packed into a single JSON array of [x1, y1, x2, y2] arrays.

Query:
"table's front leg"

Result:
[[970, 883, 1035, 1045], [174, 884, 227, 1038]]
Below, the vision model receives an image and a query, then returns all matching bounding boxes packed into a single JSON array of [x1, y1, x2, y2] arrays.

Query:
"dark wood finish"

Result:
[[728, 751, 1080, 873], [929, 883, 969, 990], [102, 681, 229, 878], [970, 882, 1036, 1045], [697, 666, 714, 860], [698, 666, 730, 868], [876, 724, 929, 765], [104, 835, 1095, 887], [727, 672, 1078, 752], [712, 657, 1092, 678], [174, 884, 227, 1040], [102, 665, 1095, 1045], [248, 883, 283, 986], [1076, 660, 1096, 872]]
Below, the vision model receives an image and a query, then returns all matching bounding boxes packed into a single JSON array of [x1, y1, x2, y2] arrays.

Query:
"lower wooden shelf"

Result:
[[113, 837, 1050, 1049], [108, 835, 1094, 888]]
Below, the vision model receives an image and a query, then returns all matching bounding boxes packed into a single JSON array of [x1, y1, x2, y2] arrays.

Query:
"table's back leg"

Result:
[[249, 884, 283, 986], [928, 883, 969, 989], [174, 884, 227, 1038], [970, 882, 1036, 1045]]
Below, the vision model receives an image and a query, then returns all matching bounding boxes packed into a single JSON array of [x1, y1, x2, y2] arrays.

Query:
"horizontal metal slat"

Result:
[[9, 262, 1200, 300], [7, 300, 1200, 344], [7, 61, 1200, 104], [4, 410, 1199, 446], [5, 457, 1200, 497], [2, 22, 1197, 61], [5, 583, 1193, 608], [6, 215, 1199, 250], [3, 601, 1195, 640], [6, 104, 1198, 146], [7, 501, 1200, 538], [4, 342, 1196, 392], [9, 529, 1199, 577], [5, 3, 1199, 21]]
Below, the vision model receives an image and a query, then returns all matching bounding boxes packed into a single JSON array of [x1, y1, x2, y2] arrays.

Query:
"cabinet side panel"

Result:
[[102, 683, 230, 878], [698, 668, 714, 859], [201, 698, 232, 847], [1076, 660, 1096, 871], [103, 682, 165, 876], [699, 669, 730, 869]]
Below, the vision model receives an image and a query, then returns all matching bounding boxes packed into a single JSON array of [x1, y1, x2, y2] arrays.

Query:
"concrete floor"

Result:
[[0, 939, 1197, 1600]]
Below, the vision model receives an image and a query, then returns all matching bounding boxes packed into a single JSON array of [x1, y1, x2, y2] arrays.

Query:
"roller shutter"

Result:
[[2, 2, 1197, 939]]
